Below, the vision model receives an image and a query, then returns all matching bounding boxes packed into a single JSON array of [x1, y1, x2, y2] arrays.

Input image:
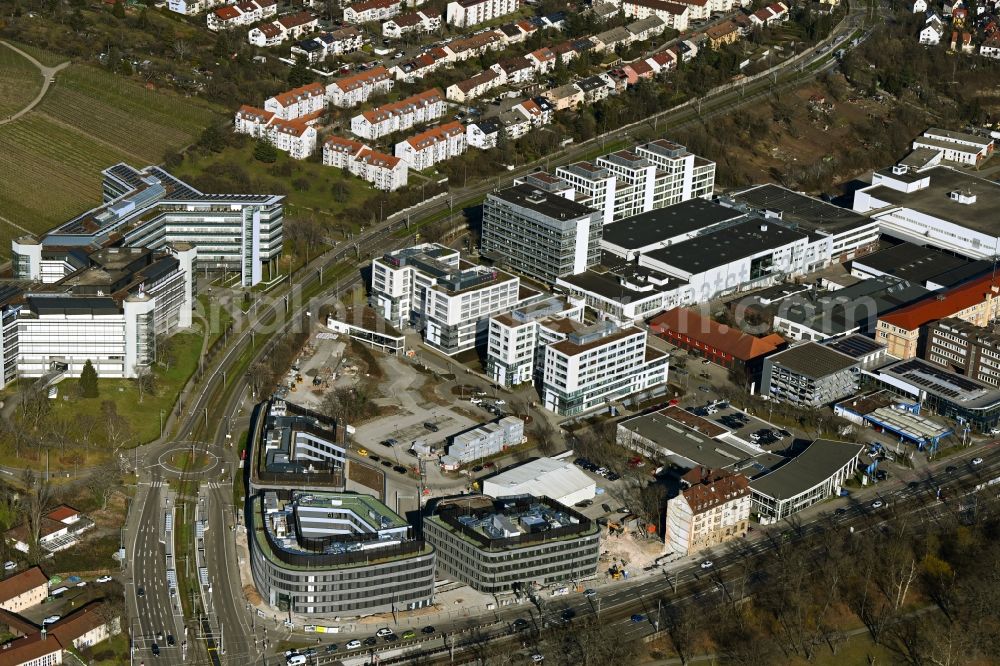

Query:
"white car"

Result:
[[493, 399, 506, 406], [376, 628, 394, 638], [2, 561, 15, 571], [346, 640, 362, 650], [700, 560, 713, 569], [76, 581, 87, 587], [531, 655, 545, 663], [972, 457, 984, 465], [95, 575, 112, 583], [470, 397, 482, 405], [42, 616, 60, 626], [871, 500, 884, 509]]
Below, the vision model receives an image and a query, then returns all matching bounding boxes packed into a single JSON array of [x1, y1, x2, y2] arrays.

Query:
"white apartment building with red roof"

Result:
[[248, 11, 319, 47], [234, 106, 318, 159], [207, 0, 276, 30], [343, 0, 402, 23], [264, 82, 326, 120], [323, 136, 408, 190], [349, 88, 446, 140], [394, 121, 467, 171], [326, 66, 394, 107]]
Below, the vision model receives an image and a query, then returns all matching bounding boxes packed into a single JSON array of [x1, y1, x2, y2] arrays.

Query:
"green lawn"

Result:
[[0, 43, 42, 119], [174, 143, 374, 230], [47, 331, 203, 449], [0, 61, 222, 259], [85, 627, 130, 665]]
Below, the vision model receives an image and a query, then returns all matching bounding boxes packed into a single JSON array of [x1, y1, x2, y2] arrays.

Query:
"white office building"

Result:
[[370, 244, 526, 355], [481, 183, 603, 285], [541, 320, 669, 416], [12, 164, 282, 287], [447, 416, 525, 463], [486, 297, 585, 387]]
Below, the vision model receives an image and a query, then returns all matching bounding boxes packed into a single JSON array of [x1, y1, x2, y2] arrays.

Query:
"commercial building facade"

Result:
[[446, 416, 525, 464], [370, 244, 525, 355], [12, 164, 283, 287], [481, 184, 603, 285], [541, 321, 669, 416], [423, 495, 600, 593], [665, 468, 750, 555], [248, 491, 436, 616], [925, 317, 1000, 387], [749, 439, 862, 520], [486, 297, 585, 387]]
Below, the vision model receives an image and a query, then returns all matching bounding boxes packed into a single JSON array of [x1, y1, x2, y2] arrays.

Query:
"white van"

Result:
[[287, 656, 307, 666]]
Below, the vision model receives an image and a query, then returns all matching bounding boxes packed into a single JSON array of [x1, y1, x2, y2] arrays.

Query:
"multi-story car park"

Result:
[[370, 244, 528, 355], [248, 490, 436, 616], [423, 495, 599, 594], [12, 164, 283, 287], [761, 342, 860, 407]]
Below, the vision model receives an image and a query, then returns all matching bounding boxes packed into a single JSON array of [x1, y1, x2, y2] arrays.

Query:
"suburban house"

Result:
[[446, 69, 504, 103], [49, 601, 121, 650], [919, 14, 945, 44], [343, 0, 402, 23], [622, 0, 691, 32], [382, 10, 441, 38], [6, 506, 93, 556], [248, 11, 319, 47], [750, 1, 789, 26], [326, 66, 394, 107], [491, 57, 535, 84], [206, 0, 276, 30], [394, 121, 468, 171], [544, 83, 585, 110], [324, 136, 409, 192], [290, 27, 363, 63], [706, 20, 741, 48]]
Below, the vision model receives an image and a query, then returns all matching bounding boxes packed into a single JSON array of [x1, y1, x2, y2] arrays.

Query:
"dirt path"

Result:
[[0, 40, 70, 126]]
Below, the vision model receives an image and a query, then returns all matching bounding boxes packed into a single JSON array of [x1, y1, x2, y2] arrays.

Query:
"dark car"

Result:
[[381, 460, 392, 468], [424, 422, 440, 432], [907, 481, 920, 489], [630, 614, 645, 623], [384, 438, 398, 446], [946, 466, 958, 473], [151, 643, 160, 657], [472, 465, 484, 472], [422, 626, 436, 634], [369, 454, 381, 462], [384, 633, 398, 642], [513, 618, 530, 630], [137, 587, 145, 597], [875, 470, 888, 481], [561, 608, 576, 621], [574, 499, 593, 508], [393, 465, 407, 474], [601, 503, 612, 513], [326, 644, 339, 653], [364, 637, 378, 647], [698, 385, 711, 393], [607, 472, 621, 481], [166, 635, 175, 647], [835, 507, 847, 515]]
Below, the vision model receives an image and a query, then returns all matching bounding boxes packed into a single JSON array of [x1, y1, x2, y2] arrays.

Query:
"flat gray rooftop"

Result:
[[864, 166, 1000, 234], [602, 199, 745, 250], [767, 341, 858, 378], [490, 183, 597, 220], [749, 439, 862, 501], [644, 219, 806, 274], [729, 184, 872, 233]]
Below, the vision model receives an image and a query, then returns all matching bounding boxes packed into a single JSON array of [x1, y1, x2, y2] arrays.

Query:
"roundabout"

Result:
[[157, 443, 219, 477]]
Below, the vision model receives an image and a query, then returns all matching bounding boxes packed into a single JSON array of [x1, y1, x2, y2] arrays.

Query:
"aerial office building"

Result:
[[481, 184, 603, 285], [423, 495, 599, 593], [370, 244, 527, 355], [12, 164, 284, 287], [249, 491, 436, 616]]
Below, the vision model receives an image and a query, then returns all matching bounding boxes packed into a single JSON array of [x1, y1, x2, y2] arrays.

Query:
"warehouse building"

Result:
[[482, 457, 596, 507]]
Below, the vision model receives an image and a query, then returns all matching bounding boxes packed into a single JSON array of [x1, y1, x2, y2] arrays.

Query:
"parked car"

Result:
[[871, 500, 884, 509], [531, 654, 545, 663], [630, 614, 645, 623], [583, 588, 596, 598], [423, 422, 439, 432], [401, 630, 416, 639], [42, 616, 60, 625], [376, 628, 394, 638], [95, 575, 112, 583], [345, 640, 362, 650], [2, 562, 15, 571], [972, 457, 984, 465], [422, 626, 436, 634], [700, 560, 714, 569], [574, 499, 593, 508], [698, 385, 711, 393]]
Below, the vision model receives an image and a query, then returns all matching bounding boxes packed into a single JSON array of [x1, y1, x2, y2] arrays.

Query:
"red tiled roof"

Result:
[[48, 601, 110, 647], [213, 5, 241, 19], [236, 104, 275, 122], [357, 147, 401, 169], [257, 22, 282, 38], [347, 0, 398, 12], [878, 275, 1000, 330], [453, 69, 499, 93], [404, 120, 464, 150], [361, 88, 442, 123], [45, 505, 78, 523], [324, 135, 365, 153], [680, 468, 749, 514], [331, 66, 391, 92], [278, 11, 316, 28], [271, 82, 324, 108], [627, 59, 654, 75], [625, 0, 688, 14], [648, 308, 786, 361], [0, 633, 63, 666], [0, 568, 47, 605]]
